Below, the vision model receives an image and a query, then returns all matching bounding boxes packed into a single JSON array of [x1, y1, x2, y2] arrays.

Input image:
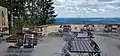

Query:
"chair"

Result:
[[23, 34, 35, 48]]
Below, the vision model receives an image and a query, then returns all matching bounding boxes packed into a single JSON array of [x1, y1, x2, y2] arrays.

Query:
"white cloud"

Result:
[[54, 0, 120, 18], [106, 5, 115, 8], [91, 9, 98, 12], [99, 9, 106, 12]]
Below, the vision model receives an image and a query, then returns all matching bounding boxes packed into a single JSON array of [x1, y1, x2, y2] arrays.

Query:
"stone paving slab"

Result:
[[0, 36, 66, 56], [93, 35, 120, 56], [1, 32, 120, 56], [32, 36, 66, 56]]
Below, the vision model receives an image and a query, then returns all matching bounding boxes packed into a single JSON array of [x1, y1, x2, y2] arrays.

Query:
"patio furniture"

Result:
[[76, 33, 94, 39], [63, 25, 71, 32], [68, 40, 101, 56], [6, 35, 24, 43], [103, 24, 120, 33], [23, 34, 37, 48], [15, 38, 24, 47], [71, 30, 81, 33], [82, 24, 95, 32]]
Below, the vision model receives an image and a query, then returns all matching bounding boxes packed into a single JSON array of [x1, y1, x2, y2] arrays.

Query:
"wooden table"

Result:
[[68, 40, 100, 56], [71, 30, 81, 33], [32, 31, 42, 34], [76, 33, 94, 39]]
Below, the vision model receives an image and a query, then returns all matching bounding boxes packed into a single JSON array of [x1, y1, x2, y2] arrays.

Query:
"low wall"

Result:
[[21, 24, 120, 36], [46, 24, 106, 35]]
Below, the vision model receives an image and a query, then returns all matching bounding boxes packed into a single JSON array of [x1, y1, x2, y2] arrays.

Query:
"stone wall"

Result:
[[46, 24, 109, 35]]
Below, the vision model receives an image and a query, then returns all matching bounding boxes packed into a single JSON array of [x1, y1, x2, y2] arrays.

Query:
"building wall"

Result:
[[0, 6, 8, 28]]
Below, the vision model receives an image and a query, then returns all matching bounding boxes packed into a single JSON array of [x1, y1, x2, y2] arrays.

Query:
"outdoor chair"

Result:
[[15, 38, 24, 47], [23, 34, 37, 48], [24, 45, 34, 48], [87, 31, 93, 37]]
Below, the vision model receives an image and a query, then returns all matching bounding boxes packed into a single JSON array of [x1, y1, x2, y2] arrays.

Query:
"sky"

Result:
[[53, 0, 120, 18]]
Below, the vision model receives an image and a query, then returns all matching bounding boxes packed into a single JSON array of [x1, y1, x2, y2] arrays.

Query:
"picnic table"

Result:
[[32, 31, 42, 37], [71, 30, 81, 33], [68, 40, 101, 56], [76, 33, 94, 39]]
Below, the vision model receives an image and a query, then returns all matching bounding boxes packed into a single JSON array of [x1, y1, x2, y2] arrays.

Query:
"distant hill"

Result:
[[54, 18, 120, 24]]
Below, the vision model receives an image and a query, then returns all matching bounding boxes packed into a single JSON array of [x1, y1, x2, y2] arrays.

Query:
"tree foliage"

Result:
[[5, 0, 57, 34]]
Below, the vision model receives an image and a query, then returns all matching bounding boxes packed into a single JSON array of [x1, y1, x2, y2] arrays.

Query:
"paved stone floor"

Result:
[[0, 42, 9, 56], [0, 33, 120, 56], [94, 35, 120, 56], [32, 36, 66, 56], [0, 35, 66, 56]]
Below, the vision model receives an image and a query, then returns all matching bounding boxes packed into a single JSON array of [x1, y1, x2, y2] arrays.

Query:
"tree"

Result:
[[38, 0, 57, 25], [5, 0, 26, 34], [5, 0, 57, 34]]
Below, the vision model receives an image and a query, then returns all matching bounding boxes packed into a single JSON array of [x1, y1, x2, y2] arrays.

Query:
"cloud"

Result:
[[53, 0, 120, 18], [97, 0, 113, 2], [99, 9, 106, 12]]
